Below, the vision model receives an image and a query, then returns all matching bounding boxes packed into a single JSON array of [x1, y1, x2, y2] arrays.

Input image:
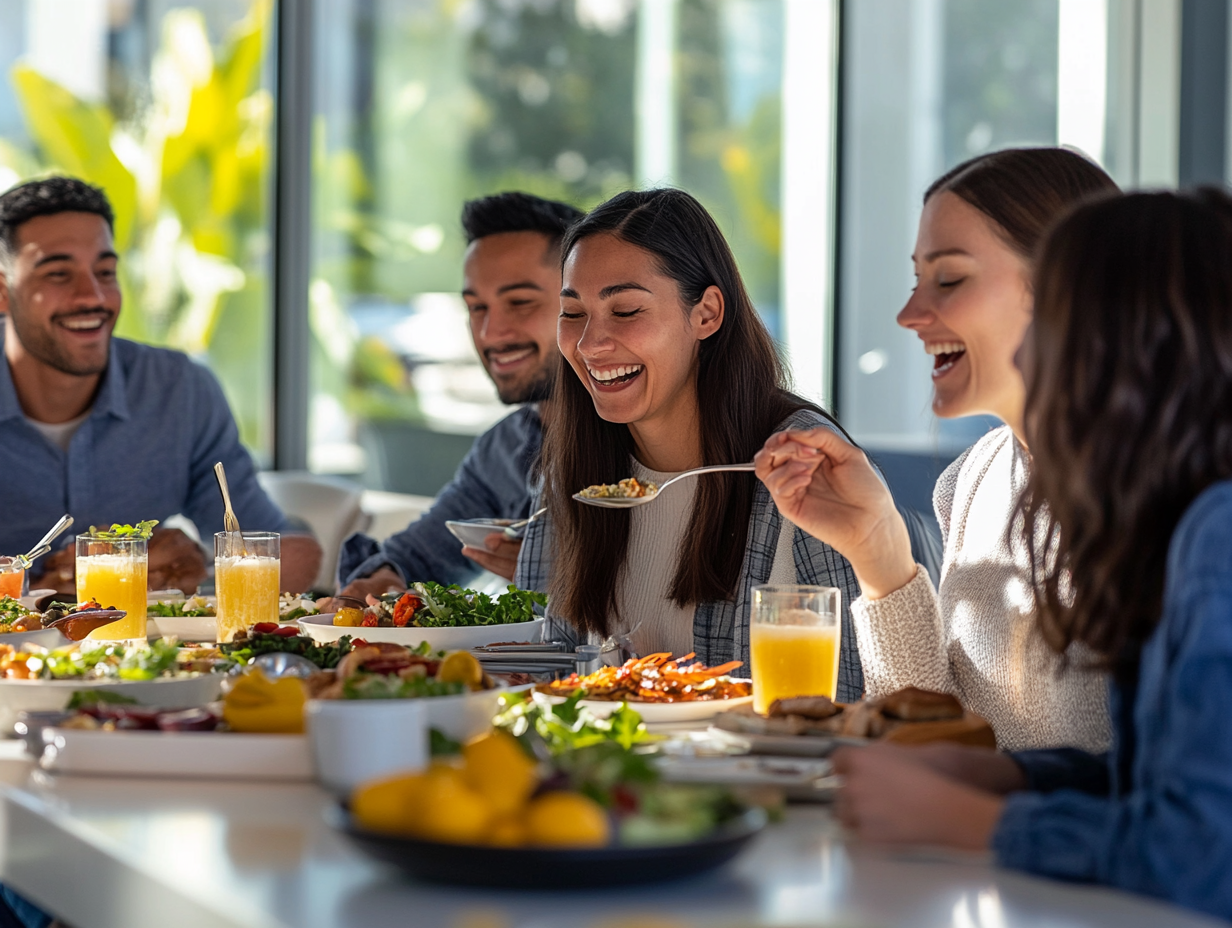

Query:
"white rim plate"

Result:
[[534, 686, 754, 723], [298, 613, 544, 650]]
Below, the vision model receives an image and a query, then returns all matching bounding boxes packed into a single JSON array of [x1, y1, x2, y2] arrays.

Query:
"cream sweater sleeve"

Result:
[[850, 565, 954, 697]]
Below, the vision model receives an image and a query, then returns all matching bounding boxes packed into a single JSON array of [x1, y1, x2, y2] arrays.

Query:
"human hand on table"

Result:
[[462, 533, 522, 581], [147, 528, 209, 593], [900, 742, 1028, 795], [318, 565, 404, 613], [754, 428, 916, 600], [832, 742, 1005, 850]]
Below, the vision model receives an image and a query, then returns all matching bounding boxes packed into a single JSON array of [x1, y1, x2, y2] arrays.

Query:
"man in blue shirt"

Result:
[[329, 193, 582, 602], [0, 176, 321, 593]]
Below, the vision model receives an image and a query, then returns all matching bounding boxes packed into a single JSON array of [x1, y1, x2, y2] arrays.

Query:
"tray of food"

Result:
[[709, 686, 995, 755], [333, 692, 765, 888], [30, 702, 312, 780], [299, 582, 545, 650], [534, 653, 753, 723]]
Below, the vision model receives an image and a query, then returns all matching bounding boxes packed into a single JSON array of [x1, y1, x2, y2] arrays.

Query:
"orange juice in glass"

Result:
[[0, 558, 24, 599], [215, 532, 280, 642], [77, 534, 148, 640], [749, 584, 841, 714]]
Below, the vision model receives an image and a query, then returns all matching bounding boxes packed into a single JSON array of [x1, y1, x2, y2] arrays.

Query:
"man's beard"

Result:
[[8, 305, 112, 376], [495, 360, 556, 405]]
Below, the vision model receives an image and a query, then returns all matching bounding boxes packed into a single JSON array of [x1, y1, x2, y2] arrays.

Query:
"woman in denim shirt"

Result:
[[793, 189, 1232, 920]]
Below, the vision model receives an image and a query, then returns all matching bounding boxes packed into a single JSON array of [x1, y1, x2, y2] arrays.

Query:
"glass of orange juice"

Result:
[[215, 532, 280, 642], [0, 558, 25, 600], [76, 534, 148, 641], [749, 584, 841, 715]]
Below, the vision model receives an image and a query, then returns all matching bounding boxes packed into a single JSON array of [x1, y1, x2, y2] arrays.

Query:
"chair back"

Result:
[[257, 471, 371, 592]]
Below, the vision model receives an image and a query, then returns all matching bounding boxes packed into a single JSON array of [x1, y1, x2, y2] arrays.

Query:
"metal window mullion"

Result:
[[273, 0, 314, 471]]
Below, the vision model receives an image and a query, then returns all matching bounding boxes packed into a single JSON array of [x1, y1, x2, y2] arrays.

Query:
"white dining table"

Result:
[[0, 742, 1220, 928]]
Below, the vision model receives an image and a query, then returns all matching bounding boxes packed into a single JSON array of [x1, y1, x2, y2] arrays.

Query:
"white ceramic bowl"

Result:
[[298, 613, 544, 650], [306, 698, 429, 795], [0, 673, 225, 733], [445, 518, 519, 548], [149, 615, 218, 643]]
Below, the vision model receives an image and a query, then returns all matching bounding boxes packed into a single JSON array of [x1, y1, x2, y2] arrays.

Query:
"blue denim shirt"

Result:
[[994, 479, 1232, 920], [337, 405, 542, 589], [0, 334, 291, 557]]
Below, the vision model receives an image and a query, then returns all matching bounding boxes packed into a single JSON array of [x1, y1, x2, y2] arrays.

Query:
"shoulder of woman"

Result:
[[773, 406, 844, 435], [932, 425, 1015, 527], [1167, 480, 1232, 587]]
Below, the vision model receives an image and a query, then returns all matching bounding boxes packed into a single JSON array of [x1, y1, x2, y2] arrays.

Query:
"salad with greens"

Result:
[[334, 582, 546, 629], [0, 639, 187, 682], [493, 692, 748, 845]]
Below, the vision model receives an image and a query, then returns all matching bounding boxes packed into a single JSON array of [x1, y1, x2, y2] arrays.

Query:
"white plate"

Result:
[[0, 629, 70, 651], [445, 518, 520, 548], [310, 686, 504, 743], [149, 615, 218, 642], [39, 728, 311, 780], [0, 674, 225, 733], [297, 613, 544, 650], [534, 688, 755, 724]]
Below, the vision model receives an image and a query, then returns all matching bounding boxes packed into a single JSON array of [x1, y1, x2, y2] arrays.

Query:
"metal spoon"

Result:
[[213, 461, 247, 557], [571, 463, 757, 509], [502, 507, 547, 539], [251, 651, 320, 680], [5, 514, 74, 572]]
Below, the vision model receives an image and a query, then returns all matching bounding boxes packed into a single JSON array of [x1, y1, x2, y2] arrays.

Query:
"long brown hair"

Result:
[[543, 189, 833, 637], [1020, 189, 1232, 679], [926, 148, 1118, 257]]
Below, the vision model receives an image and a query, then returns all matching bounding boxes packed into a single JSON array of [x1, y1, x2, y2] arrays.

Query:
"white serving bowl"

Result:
[[310, 685, 504, 747], [298, 613, 544, 651], [307, 698, 429, 795], [0, 673, 225, 733], [149, 614, 218, 643], [445, 518, 519, 548]]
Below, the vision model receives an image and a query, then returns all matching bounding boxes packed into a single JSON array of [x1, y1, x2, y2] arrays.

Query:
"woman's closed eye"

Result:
[[938, 276, 966, 289], [559, 309, 585, 319]]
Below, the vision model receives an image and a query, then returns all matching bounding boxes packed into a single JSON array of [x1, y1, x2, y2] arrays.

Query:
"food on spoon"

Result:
[[578, 477, 658, 499], [767, 694, 840, 720], [537, 652, 750, 703], [878, 685, 964, 721]]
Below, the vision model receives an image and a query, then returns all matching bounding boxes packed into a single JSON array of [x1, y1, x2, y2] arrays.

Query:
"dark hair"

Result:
[[1019, 189, 1232, 680], [460, 192, 584, 251], [0, 176, 114, 257], [543, 188, 834, 637], [926, 148, 1118, 260]]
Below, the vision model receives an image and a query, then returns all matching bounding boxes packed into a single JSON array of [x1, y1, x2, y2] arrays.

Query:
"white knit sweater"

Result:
[[851, 426, 1112, 753]]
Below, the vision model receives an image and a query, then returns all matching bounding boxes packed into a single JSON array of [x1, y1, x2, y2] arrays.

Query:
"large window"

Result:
[[836, 0, 1135, 508], [0, 0, 276, 462], [309, 0, 786, 496]]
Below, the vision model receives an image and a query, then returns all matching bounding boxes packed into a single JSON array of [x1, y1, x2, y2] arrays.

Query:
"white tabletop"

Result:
[[0, 743, 1219, 928]]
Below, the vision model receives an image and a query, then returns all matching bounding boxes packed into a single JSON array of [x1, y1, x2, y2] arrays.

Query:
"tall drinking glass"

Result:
[[215, 532, 280, 642], [0, 558, 25, 600], [77, 534, 148, 641], [749, 584, 841, 714]]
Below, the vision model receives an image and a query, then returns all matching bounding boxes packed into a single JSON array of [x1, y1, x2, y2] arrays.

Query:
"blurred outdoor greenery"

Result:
[[0, 0, 787, 483], [1, 1, 274, 458]]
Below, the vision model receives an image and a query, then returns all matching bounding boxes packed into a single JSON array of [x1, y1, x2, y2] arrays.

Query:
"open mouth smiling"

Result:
[[926, 341, 967, 379], [586, 364, 644, 387], [55, 312, 112, 334], [485, 344, 538, 372]]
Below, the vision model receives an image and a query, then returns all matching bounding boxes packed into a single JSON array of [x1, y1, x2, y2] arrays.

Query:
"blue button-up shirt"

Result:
[[338, 405, 542, 589], [0, 333, 291, 558]]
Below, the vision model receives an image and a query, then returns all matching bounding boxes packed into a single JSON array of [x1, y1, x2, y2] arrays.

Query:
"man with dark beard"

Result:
[[0, 176, 322, 594], [331, 193, 582, 598]]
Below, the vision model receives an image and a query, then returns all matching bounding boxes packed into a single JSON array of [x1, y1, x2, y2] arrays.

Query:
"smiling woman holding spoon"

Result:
[[514, 189, 868, 697]]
